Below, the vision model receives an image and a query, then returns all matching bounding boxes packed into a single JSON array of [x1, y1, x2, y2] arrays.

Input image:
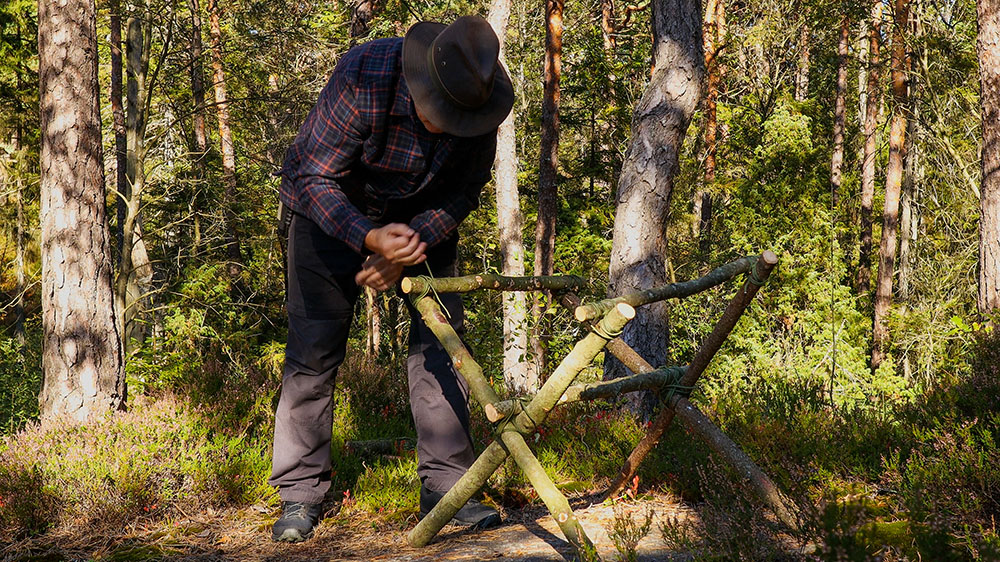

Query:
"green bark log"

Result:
[[402, 273, 585, 295], [575, 255, 759, 321]]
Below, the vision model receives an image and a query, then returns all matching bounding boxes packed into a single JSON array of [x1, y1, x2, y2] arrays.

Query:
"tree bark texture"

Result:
[[365, 287, 381, 356], [110, 0, 128, 260], [602, 0, 616, 50], [858, 0, 883, 294], [117, 13, 154, 352], [794, 11, 811, 101], [350, 0, 377, 40], [978, 0, 1000, 313], [697, 0, 722, 252], [188, 0, 208, 157], [532, 0, 565, 373], [38, 0, 125, 420], [899, 88, 921, 300], [830, 16, 850, 206], [208, 0, 243, 278], [488, 0, 537, 392], [872, 0, 909, 370], [606, 0, 704, 392]]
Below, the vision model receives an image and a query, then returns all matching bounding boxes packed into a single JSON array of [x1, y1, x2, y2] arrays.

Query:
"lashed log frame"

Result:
[[575, 255, 759, 321], [401, 273, 585, 296], [557, 251, 798, 531], [602, 252, 782, 505], [407, 297, 634, 554]]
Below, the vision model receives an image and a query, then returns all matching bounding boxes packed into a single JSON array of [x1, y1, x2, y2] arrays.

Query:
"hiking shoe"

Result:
[[272, 501, 323, 542], [419, 486, 502, 530]]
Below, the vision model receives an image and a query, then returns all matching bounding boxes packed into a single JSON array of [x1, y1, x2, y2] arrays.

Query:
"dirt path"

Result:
[[6, 491, 696, 561]]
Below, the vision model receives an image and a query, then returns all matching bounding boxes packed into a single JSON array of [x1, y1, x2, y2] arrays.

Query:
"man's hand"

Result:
[[355, 255, 404, 292], [364, 223, 427, 265]]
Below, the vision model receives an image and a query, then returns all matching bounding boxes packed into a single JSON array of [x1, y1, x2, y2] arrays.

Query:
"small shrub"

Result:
[[608, 505, 653, 562]]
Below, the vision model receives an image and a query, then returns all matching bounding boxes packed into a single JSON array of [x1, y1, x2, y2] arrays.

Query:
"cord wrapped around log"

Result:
[[402, 273, 585, 295], [574, 255, 760, 322]]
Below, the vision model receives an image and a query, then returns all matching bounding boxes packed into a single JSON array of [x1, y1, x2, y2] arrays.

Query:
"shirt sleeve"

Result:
[[409, 134, 497, 247], [293, 75, 377, 254]]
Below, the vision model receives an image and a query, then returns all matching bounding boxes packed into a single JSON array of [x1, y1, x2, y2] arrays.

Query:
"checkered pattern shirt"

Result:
[[278, 38, 497, 254]]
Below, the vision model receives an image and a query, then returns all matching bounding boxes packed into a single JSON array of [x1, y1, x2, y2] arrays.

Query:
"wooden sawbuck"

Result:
[[394, 250, 795, 558]]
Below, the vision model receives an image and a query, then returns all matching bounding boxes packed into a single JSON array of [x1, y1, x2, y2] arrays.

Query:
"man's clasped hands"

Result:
[[356, 223, 428, 291]]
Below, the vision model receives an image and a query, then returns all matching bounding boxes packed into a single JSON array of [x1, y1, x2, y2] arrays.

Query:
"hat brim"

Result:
[[402, 21, 514, 138]]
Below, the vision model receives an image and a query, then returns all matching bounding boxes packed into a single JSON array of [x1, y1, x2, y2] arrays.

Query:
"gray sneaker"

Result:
[[272, 501, 323, 542]]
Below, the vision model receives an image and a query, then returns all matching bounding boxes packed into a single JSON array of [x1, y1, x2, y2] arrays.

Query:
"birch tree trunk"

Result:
[[830, 15, 850, 207], [188, 0, 208, 247], [606, 0, 704, 404], [532, 0, 564, 373], [872, 0, 909, 370], [116, 12, 154, 353], [38, 0, 125, 420], [208, 0, 243, 279], [110, 0, 127, 262], [858, 0, 883, 294], [794, 12, 811, 101], [488, 0, 537, 392], [978, 0, 1000, 312]]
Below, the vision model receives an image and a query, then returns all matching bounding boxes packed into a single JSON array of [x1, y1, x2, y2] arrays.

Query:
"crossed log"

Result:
[[398, 251, 795, 557]]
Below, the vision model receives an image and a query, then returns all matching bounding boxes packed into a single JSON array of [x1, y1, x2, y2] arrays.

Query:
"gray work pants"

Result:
[[268, 213, 475, 504]]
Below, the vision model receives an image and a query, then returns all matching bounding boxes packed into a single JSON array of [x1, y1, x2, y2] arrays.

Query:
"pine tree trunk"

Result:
[[208, 0, 243, 278], [14, 167, 25, 348], [830, 15, 849, 206], [601, 0, 616, 51], [698, 0, 721, 253], [38, 0, 125, 420], [978, 0, 1000, 313], [488, 0, 537, 392], [606, 0, 704, 411], [899, 5, 923, 301], [532, 0, 564, 373], [188, 0, 208, 157], [872, 0, 909, 370], [858, 0, 883, 294]]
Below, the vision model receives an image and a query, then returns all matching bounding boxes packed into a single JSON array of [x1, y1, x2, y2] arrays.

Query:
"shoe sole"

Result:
[[273, 528, 315, 543], [421, 511, 502, 530]]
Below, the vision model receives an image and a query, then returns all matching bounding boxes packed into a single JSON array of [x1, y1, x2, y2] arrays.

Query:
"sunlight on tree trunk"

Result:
[[858, 0, 883, 295], [38, 0, 125, 420], [830, 15, 849, 207], [978, 0, 1000, 313], [872, 0, 909, 371], [489, 0, 537, 392], [532, 0, 564, 374], [607, 0, 704, 414]]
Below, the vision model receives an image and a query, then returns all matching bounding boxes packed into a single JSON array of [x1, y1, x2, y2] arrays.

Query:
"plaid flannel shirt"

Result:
[[278, 38, 497, 254]]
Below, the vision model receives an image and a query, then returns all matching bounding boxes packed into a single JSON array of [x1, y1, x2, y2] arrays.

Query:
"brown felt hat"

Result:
[[402, 16, 514, 138]]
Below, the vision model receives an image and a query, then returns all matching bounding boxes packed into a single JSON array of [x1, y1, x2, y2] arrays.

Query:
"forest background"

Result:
[[1, 0, 999, 558]]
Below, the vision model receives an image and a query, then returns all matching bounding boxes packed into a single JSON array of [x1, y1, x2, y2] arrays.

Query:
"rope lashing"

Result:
[[657, 367, 695, 404], [747, 260, 768, 287], [410, 263, 451, 319], [591, 315, 625, 340]]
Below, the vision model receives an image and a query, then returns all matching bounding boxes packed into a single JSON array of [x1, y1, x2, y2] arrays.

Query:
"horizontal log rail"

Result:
[[401, 273, 585, 296], [573, 254, 760, 322]]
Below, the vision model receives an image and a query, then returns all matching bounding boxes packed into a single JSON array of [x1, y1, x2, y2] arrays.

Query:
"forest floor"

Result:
[[5, 490, 706, 561]]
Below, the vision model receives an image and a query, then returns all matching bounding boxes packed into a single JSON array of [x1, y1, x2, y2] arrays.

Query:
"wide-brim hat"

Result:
[[402, 16, 514, 138]]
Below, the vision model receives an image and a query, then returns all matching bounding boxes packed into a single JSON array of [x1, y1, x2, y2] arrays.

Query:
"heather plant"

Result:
[[608, 505, 653, 562]]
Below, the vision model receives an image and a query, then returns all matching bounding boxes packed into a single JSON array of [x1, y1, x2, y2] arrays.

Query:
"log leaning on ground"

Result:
[[559, 252, 800, 530], [402, 273, 585, 296], [603, 253, 786, 512], [575, 254, 758, 321], [407, 297, 634, 555]]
